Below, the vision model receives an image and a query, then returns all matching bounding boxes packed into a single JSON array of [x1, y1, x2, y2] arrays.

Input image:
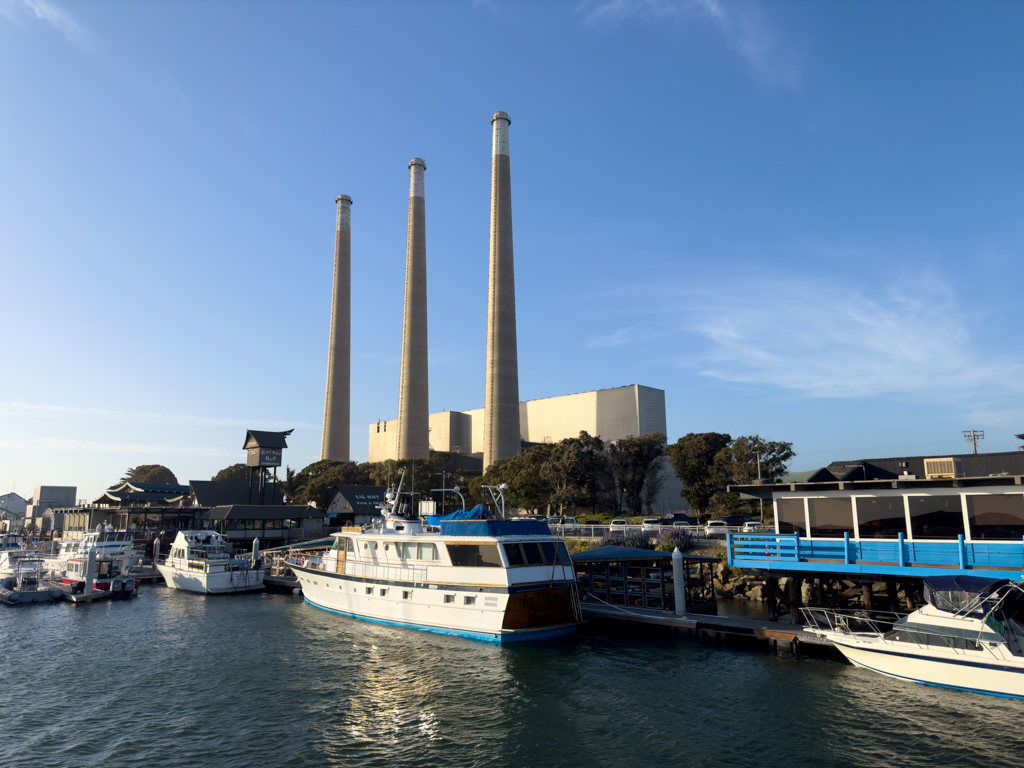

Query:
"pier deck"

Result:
[[581, 603, 833, 647]]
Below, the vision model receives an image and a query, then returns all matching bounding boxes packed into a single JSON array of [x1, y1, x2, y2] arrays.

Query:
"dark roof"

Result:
[[327, 486, 386, 517], [199, 504, 325, 521], [570, 545, 716, 564], [243, 429, 293, 450], [105, 482, 190, 495], [826, 451, 1024, 481], [189, 481, 283, 507]]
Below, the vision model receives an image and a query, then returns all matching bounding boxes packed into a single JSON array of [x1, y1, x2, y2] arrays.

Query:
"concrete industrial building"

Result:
[[320, 194, 353, 461], [368, 384, 686, 511], [483, 111, 520, 470], [396, 158, 430, 460]]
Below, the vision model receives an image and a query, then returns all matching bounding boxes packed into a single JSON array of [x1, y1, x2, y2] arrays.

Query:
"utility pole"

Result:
[[963, 429, 985, 455]]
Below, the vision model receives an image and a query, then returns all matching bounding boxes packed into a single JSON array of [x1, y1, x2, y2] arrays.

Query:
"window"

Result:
[[776, 498, 806, 536], [402, 590, 413, 600], [346, 538, 355, 553], [446, 544, 503, 568], [444, 594, 455, 604], [464, 596, 476, 605], [908, 496, 965, 539], [521, 542, 546, 565], [556, 542, 571, 564], [856, 497, 907, 539], [365, 587, 373, 595], [330, 538, 341, 552], [967, 494, 1024, 540], [379, 588, 388, 597], [503, 543, 525, 567], [807, 498, 853, 538]]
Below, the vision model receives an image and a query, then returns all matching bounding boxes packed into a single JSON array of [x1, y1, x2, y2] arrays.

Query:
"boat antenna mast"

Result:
[[481, 483, 509, 519]]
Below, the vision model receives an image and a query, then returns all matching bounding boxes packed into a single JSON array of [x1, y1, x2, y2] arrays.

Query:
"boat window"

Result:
[[807, 498, 853, 538], [908, 496, 965, 539], [540, 541, 557, 564], [446, 544, 503, 568], [556, 542, 571, 564], [856, 497, 907, 539], [346, 538, 355, 553], [503, 543, 525, 567], [521, 542, 546, 566], [330, 538, 341, 552], [444, 594, 455, 604], [418, 543, 437, 561], [776, 498, 806, 536], [966, 494, 1024, 540], [464, 596, 476, 605]]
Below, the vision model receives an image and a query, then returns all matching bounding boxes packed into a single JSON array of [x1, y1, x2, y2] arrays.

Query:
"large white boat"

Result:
[[156, 530, 265, 594], [0, 533, 34, 577], [42, 526, 141, 574], [803, 576, 1024, 699], [288, 483, 582, 643]]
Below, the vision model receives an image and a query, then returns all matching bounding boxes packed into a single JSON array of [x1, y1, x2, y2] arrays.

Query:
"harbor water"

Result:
[[3, 586, 1023, 768]]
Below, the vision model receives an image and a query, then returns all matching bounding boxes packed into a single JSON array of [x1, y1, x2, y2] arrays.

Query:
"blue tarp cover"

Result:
[[439, 519, 551, 537], [425, 504, 494, 527]]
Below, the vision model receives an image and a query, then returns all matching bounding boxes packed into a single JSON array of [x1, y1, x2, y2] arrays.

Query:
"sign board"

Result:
[[247, 447, 282, 467]]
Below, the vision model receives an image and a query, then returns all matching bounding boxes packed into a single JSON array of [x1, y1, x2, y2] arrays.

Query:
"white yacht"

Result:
[[43, 526, 141, 574], [288, 481, 582, 643], [803, 576, 1024, 699], [156, 530, 265, 594], [0, 533, 34, 577]]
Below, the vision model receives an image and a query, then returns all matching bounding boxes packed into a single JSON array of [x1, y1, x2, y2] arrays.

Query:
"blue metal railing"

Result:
[[727, 532, 1024, 580]]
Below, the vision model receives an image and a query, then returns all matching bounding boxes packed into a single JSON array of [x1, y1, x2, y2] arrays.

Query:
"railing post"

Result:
[[958, 534, 966, 571], [898, 532, 905, 567], [793, 531, 800, 561], [726, 533, 732, 566], [843, 531, 850, 565]]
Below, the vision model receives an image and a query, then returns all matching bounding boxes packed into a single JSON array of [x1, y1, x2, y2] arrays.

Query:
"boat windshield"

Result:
[[923, 575, 1009, 618]]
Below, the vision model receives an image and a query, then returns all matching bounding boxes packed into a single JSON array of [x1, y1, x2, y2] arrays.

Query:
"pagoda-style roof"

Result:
[[243, 429, 293, 450]]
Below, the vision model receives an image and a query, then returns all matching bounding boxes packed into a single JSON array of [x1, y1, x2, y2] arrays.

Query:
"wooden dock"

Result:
[[581, 603, 834, 649]]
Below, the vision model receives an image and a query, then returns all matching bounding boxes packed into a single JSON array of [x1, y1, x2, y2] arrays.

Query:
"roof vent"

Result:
[[924, 457, 964, 480]]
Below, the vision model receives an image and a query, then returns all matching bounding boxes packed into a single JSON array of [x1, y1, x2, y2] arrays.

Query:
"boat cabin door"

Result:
[[334, 537, 347, 575]]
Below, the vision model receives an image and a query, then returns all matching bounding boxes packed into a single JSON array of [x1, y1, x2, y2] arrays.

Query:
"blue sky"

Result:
[[2, 0, 1023, 500]]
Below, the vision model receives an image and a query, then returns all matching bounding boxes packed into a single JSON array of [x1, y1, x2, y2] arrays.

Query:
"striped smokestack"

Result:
[[396, 158, 430, 460], [320, 194, 352, 461], [483, 112, 520, 470]]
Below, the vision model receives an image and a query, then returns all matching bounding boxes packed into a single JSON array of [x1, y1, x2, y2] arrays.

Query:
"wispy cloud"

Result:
[[578, 0, 800, 89], [0, 0, 93, 50], [687, 276, 1024, 415], [586, 270, 1024, 425], [0, 437, 236, 458], [0, 402, 316, 430]]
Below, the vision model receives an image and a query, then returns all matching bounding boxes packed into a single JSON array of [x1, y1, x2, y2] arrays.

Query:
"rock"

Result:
[[801, 582, 814, 604], [778, 577, 788, 590], [747, 586, 763, 601], [714, 587, 734, 599]]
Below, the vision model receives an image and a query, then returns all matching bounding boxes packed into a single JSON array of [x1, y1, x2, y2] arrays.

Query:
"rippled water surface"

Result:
[[2, 586, 1023, 768]]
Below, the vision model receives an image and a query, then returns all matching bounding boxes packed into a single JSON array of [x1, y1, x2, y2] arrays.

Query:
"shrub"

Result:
[[596, 532, 655, 550], [655, 527, 692, 552]]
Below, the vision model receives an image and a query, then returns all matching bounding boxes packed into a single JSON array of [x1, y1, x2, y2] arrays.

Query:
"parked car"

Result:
[[548, 516, 581, 532], [610, 519, 629, 532], [705, 520, 728, 537], [642, 518, 663, 532], [719, 515, 754, 526], [742, 521, 765, 532], [672, 521, 695, 528], [669, 514, 697, 526], [583, 519, 602, 525]]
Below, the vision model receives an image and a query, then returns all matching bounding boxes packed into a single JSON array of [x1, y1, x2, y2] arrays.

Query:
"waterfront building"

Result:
[[198, 504, 327, 544], [324, 486, 387, 526]]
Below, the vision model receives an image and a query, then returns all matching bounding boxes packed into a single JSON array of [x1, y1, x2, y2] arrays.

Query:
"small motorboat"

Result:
[[0, 558, 61, 605], [803, 575, 1024, 699]]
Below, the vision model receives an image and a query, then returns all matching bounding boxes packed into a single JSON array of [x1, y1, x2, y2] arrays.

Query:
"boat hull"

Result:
[[156, 564, 265, 594], [292, 563, 578, 643], [830, 635, 1024, 699]]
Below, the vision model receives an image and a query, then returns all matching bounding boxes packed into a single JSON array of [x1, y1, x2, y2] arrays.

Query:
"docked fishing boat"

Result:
[[42, 526, 141, 574], [803, 576, 1024, 699], [288, 480, 582, 643], [0, 533, 35, 577], [156, 530, 265, 594], [57, 552, 139, 598], [0, 558, 61, 604]]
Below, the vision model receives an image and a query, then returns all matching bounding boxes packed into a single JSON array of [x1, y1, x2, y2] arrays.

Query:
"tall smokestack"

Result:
[[320, 194, 352, 461], [484, 112, 520, 470], [396, 158, 430, 460]]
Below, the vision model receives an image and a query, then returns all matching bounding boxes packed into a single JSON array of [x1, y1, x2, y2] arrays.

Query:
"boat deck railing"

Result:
[[290, 556, 428, 583]]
